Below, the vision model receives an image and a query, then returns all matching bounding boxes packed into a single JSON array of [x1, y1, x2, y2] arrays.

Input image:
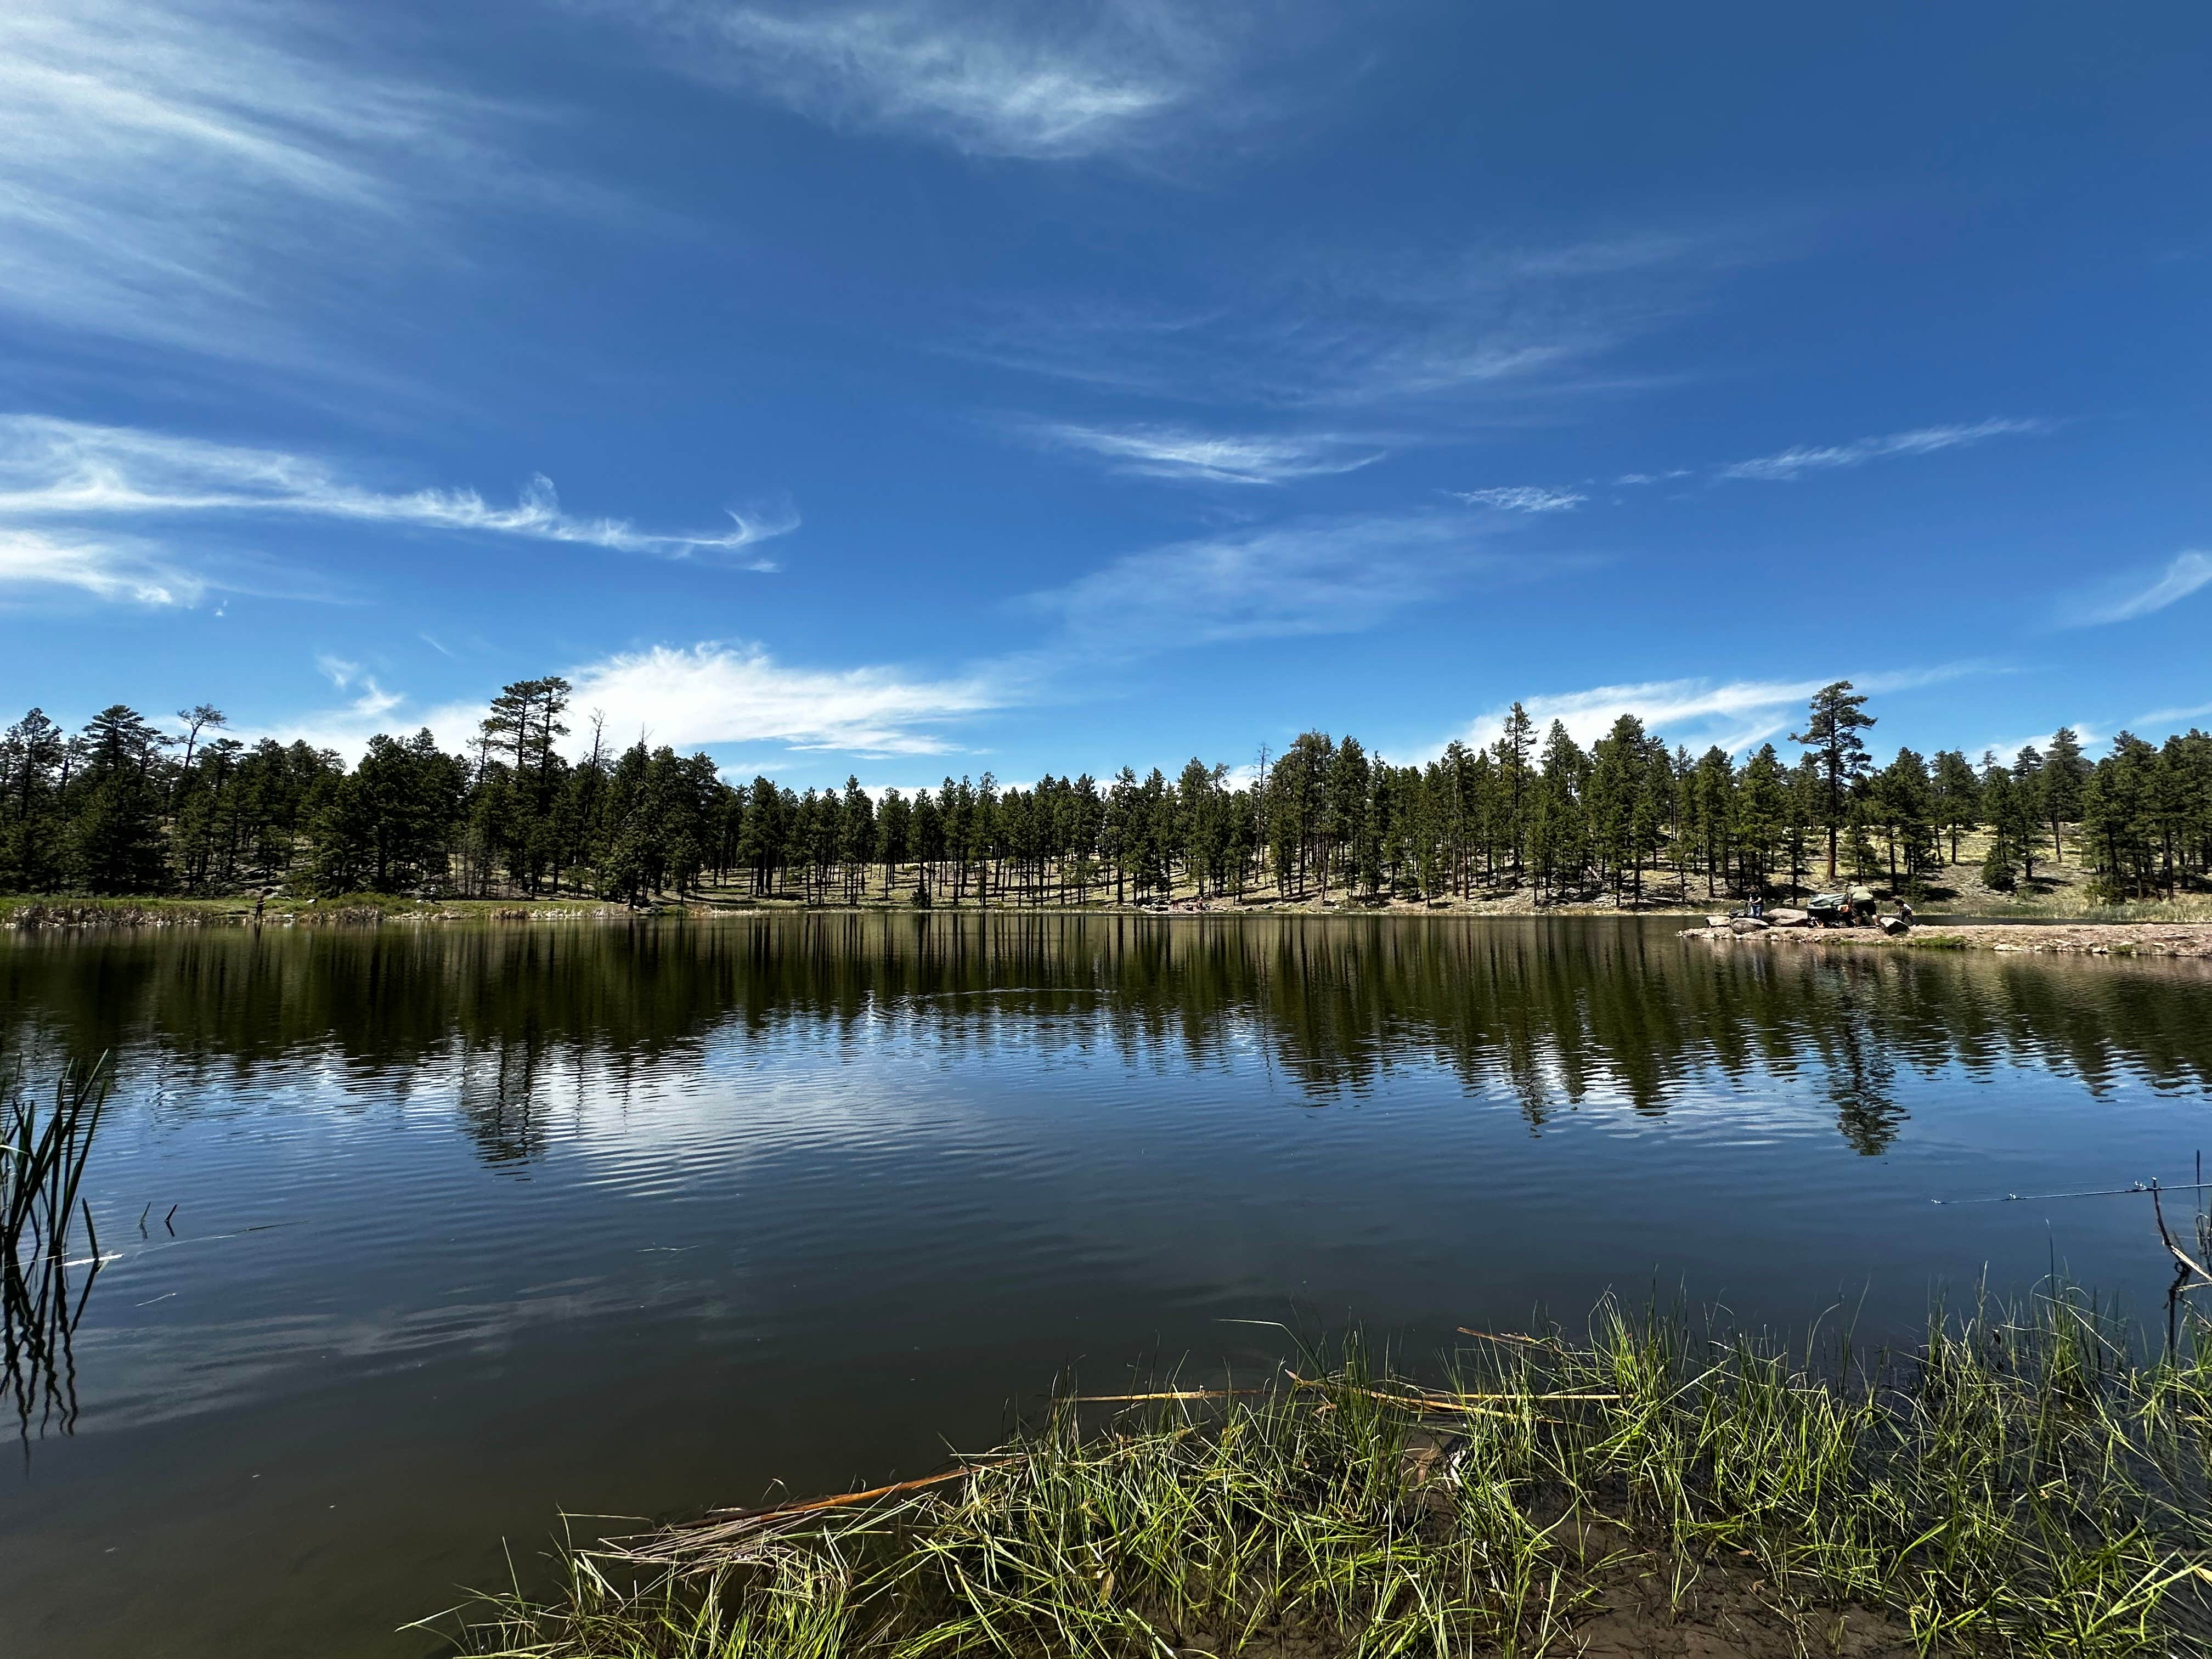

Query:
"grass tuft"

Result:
[[436, 1293, 2212, 1658]]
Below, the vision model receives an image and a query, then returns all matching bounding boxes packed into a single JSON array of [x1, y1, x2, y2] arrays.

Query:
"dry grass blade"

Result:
[[1069, 1389, 1267, 1403], [596, 1462, 1018, 1566]]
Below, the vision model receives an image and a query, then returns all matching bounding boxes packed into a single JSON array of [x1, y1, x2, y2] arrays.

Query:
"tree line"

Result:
[[2, 679, 2208, 908]]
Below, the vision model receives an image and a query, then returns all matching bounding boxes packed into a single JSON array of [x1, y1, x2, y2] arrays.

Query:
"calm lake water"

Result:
[[4, 914, 2211, 1657]]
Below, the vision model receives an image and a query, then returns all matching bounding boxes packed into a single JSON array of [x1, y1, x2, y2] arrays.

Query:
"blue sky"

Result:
[[3, 0, 2208, 786]]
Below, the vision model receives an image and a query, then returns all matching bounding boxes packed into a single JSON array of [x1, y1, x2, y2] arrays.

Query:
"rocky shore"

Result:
[[1680, 919, 2212, 957]]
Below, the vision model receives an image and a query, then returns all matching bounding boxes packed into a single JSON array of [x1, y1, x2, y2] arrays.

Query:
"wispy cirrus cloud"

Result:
[[0, 417, 795, 602], [2069, 550, 2212, 627], [1035, 422, 1383, 484], [1449, 486, 1586, 513], [0, 0, 517, 365], [0, 527, 204, 607], [569, 0, 1275, 161], [968, 230, 1757, 410], [1018, 511, 1514, 652], [2131, 702, 2212, 735], [1717, 418, 2045, 482], [316, 653, 363, 689]]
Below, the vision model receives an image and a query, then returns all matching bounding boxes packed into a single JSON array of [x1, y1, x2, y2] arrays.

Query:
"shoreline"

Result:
[[9, 893, 2212, 950]]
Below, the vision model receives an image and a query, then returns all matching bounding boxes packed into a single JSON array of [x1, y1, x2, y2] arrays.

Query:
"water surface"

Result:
[[3, 914, 2210, 1657]]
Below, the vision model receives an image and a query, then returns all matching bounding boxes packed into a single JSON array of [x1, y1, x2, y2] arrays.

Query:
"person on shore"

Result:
[[1895, 897, 1915, 925]]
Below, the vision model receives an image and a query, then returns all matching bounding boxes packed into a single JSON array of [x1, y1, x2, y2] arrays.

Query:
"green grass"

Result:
[[436, 1293, 2212, 1658], [0, 893, 622, 927], [0, 895, 241, 927]]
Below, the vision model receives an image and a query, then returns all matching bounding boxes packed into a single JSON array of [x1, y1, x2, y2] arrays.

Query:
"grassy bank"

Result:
[[0, 894, 616, 928], [12, 888, 2211, 928], [439, 1295, 2212, 1658]]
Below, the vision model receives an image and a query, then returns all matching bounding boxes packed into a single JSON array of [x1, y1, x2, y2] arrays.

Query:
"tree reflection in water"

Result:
[[1, 916, 2207, 1173]]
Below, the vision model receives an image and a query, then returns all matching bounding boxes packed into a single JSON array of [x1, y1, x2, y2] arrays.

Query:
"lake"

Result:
[[4, 913, 2210, 1657]]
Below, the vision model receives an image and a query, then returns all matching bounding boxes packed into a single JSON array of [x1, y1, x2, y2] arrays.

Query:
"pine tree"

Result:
[[1735, 744, 1788, 899], [1784, 755, 1820, 899], [1980, 827, 2017, 893], [1872, 748, 1937, 895], [2083, 733, 2160, 900], [1692, 747, 1736, 898], [2041, 727, 2089, 864], [1497, 702, 1535, 880], [1587, 715, 1647, 902], [1930, 749, 1980, 864], [2010, 747, 2045, 884], [0, 708, 69, 893], [1789, 681, 1876, 879], [23, 662, 2212, 915], [65, 707, 172, 894]]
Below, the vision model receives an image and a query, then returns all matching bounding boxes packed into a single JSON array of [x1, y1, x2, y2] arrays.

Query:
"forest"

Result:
[[2, 679, 2208, 909]]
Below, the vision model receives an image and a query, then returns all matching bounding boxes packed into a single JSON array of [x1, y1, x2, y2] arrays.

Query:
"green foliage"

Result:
[[1981, 832, 2017, 893], [4, 681, 2209, 913], [1789, 679, 1877, 877]]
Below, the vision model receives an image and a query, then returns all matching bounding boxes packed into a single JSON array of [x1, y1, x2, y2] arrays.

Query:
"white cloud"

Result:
[[0, 0, 508, 363], [0, 527, 203, 606], [250, 641, 1000, 762], [1615, 469, 1690, 486], [347, 681, 404, 724], [1457, 676, 1835, 757], [0, 416, 795, 571], [1453, 665, 1984, 759], [2134, 701, 2212, 732], [967, 230, 1748, 409], [1020, 512, 1498, 651], [2075, 550, 2212, 626], [1036, 422, 1382, 484], [578, 0, 1240, 160], [1972, 725, 2104, 766], [1449, 486, 1586, 513], [1718, 418, 2043, 482], [558, 642, 1000, 755]]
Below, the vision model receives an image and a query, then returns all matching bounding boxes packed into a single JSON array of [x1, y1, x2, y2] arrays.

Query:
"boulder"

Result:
[[1729, 917, 1770, 933], [1764, 908, 1811, 928]]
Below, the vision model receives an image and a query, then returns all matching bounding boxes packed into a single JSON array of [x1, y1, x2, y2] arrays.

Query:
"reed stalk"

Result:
[[2, 1056, 109, 1439]]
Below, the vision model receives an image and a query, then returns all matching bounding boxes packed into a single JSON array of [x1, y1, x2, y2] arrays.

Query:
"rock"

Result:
[[1729, 917, 1770, 933], [1764, 909, 1810, 928]]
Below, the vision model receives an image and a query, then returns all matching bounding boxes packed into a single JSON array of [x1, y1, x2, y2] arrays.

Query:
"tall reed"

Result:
[[2, 1057, 109, 1438]]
